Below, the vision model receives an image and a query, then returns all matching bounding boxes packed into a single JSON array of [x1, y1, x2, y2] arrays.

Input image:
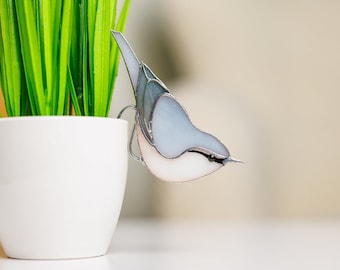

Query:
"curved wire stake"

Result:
[[129, 122, 144, 164], [117, 104, 137, 119], [116, 104, 144, 164]]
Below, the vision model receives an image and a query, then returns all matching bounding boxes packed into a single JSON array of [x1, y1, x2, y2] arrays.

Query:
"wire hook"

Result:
[[117, 105, 144, 164]]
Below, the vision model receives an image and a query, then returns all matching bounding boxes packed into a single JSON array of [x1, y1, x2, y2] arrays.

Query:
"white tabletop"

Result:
[[1, 219, 340, 270]]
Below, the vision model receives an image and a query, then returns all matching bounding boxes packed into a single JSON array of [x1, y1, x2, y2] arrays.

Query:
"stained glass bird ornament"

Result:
[[112, 31, 241, 182]]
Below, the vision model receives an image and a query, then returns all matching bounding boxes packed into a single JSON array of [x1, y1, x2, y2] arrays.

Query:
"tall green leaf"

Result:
[[15, 1, 46, 115], [0, 0, 23, 116], [40, 0, 53, 114], [57, 0, 74, 115], [106, 0, 130, 116], [93, 0, 112, 116]]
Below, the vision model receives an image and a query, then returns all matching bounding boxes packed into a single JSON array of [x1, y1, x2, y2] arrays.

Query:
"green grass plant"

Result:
[[0, 0, 130, 117]]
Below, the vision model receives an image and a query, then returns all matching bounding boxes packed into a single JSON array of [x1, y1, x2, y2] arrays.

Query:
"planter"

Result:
[[0, 117, 128, 259]]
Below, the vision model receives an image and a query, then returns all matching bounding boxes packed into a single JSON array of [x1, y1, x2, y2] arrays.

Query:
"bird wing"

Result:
[[151, 94, 230, 160]]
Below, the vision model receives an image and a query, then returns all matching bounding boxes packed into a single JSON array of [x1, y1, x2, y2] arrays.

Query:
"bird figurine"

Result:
[[112, 31, 241, 182]]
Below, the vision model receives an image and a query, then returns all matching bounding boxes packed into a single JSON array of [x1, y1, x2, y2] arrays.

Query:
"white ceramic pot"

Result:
[[0, 117, 128, 259]]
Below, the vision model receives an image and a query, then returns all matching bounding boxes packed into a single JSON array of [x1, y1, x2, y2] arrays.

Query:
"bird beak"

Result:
[[111, 30, 140, 92], [223, 157, 244, 165]]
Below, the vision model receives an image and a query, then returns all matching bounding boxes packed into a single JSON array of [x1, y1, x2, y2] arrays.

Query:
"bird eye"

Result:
[[208, 155, 215, 162]]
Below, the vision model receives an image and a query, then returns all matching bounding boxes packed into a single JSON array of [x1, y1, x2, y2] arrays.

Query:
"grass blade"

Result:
[[70, 0, 84, 115], [40, 0, 53, 114], [83, 0, 90, 115], [57, 0, 73, 115], [93, 0, 112, 116], [15, 1, 45, 115], [0, 0, 23, 116], [115, 0, 130, 36], [68, 67, 81, 116], [106, 0, 131, 116], [87, 0, 97, 115]]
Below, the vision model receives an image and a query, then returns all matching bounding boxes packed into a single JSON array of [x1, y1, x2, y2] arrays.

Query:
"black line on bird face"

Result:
[[188, 150, 226, 165]]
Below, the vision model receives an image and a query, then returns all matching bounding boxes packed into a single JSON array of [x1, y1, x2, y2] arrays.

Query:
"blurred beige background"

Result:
[[111, 0, 340, 220], [1, 0, 339, 221]]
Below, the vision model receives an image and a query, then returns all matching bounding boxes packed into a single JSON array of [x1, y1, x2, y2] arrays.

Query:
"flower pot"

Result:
[[0, 117, 128, 259]]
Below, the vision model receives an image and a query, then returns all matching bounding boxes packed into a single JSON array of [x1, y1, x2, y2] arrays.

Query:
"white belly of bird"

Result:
[[136, 125, 222, 182]]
